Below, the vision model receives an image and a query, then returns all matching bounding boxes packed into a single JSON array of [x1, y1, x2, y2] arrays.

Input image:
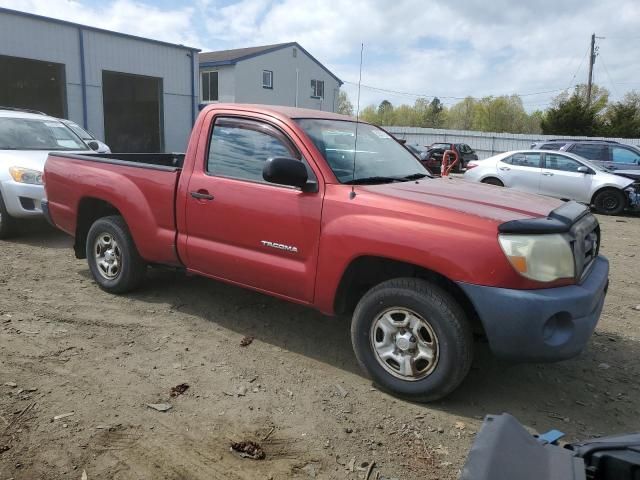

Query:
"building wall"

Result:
[[200, 65, 236, 102], [202, 45, 340, 112], [0, 9, 197, 152]]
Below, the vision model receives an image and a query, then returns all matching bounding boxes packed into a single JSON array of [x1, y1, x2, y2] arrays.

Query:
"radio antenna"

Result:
[[350, 43, 364, 200]]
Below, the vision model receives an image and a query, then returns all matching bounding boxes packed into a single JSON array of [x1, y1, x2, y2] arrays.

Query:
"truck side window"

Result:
[[207, 117, 299, 184]]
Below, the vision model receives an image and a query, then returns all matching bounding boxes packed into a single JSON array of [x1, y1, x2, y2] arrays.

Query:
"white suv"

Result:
[[0, 108, 91, 238]]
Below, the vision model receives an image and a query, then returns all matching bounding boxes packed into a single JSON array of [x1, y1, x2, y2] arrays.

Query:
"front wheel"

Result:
[[351, 278, 473, 402], [86, 215, 146, 293], [592, 189, 626, 215]]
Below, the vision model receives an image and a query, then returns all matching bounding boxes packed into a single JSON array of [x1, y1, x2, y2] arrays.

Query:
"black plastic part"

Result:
[[571, 433, 640, 480], [50, 152, 184, 170], [262, 157, 310, 190], [41, 199, 55, 227], [461, 414, 586, 480], [499, 201, 589, 234]]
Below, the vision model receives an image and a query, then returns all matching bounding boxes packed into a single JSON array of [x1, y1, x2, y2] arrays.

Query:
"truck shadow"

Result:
[[3, 221, 71, 249], [131, 268, 640, 439]]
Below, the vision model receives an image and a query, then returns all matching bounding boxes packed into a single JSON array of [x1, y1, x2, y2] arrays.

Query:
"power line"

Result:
[[598, 53, 619, 97], [342, 80, 570, 101], [566, 47, 590, 91]]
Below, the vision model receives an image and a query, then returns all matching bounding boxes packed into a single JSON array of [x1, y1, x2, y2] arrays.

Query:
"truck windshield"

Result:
[[0, 118, 89, 151], [296, 119, 430, 184]]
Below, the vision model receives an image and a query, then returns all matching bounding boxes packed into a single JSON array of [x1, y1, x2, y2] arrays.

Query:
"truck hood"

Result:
[[362, 177, 564, 223], [0, 149, 90, 172]]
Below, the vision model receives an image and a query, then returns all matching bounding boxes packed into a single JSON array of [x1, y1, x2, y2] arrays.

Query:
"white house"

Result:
[[199, 42, 343, 112]]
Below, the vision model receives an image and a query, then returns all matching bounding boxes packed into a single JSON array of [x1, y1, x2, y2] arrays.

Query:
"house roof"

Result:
[[199, 42, 342, 85]]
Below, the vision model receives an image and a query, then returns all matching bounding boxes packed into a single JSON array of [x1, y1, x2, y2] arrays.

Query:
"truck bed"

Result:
[[44, 152, 182, 266]]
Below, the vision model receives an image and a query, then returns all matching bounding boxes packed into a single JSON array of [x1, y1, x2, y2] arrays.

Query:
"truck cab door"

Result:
[[181, 115, 323, 304]]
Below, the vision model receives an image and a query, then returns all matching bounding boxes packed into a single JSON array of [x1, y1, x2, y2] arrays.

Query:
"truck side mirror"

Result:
[[263, 157, 310, 190]]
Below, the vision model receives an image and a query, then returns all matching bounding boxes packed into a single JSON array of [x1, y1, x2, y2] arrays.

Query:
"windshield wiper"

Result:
[[344, 176, 400, 185], [400, 173, 429, 180]]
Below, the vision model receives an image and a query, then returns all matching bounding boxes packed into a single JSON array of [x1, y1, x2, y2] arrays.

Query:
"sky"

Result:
[[1, 0, 639, 111]]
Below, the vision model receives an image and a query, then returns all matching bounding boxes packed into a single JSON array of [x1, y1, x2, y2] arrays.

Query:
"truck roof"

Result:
[[201, 103, 357, 122]]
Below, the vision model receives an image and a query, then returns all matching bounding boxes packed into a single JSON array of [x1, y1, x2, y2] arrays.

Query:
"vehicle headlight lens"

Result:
[[9, 167, 43, 185], [498, 234, 574, 282]]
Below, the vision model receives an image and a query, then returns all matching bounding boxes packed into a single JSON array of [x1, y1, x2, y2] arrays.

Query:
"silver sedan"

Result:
[[464, 150, 638, 215]]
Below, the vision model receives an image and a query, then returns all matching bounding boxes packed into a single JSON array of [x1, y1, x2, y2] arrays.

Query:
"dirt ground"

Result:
[[1, 213, 639, 480]]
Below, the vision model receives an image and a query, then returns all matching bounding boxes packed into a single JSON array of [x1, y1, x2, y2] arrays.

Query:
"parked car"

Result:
[[0, 107, 92, 237], [464, 150, 639, 215], [43, 104, 609, 402], [424, 143, 478, 173], [531, 139, 640, 172], [60, 119, 111, 153]]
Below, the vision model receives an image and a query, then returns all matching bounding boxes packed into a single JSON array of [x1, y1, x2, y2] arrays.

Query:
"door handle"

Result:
[[190, 191, 214, 200], [499, 166, 510, 171], [542, 172, 554, 176]]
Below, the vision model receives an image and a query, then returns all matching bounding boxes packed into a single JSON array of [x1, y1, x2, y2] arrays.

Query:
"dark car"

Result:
[[531, 139, 640, 173], [424, 143, 478, 173]]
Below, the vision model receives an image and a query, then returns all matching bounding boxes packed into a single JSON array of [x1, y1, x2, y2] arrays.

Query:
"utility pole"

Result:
[[587, 33, 596, 106]]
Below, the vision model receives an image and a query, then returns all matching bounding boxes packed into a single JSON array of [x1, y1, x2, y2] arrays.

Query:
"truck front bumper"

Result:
[[457, 256, 609, 362], [0, 179, 44, 219]]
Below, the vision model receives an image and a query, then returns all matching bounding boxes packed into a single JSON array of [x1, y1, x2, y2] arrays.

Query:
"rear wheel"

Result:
[[351, 278, 473, 402], [481, 177, 504, 187], [593, 189, 625, 215], [0, 191, 17, 239], [86, 215, 146, 293]]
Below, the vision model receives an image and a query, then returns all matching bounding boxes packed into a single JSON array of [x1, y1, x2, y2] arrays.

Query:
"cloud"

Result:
[[2, 0, 638, 110], [0, 0, 202, 48], [200, 0, 640, 110]]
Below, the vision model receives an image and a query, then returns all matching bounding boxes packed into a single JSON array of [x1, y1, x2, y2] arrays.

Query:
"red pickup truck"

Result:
[[43, 104, 609, 401]]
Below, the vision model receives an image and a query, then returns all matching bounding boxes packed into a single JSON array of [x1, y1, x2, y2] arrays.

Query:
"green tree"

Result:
[[359, 105, 380, 124], [425, 97, 446, 128], [377, 100, 395, 125], [541, 85, 609, 136], [446, 97, 477, 130], [601, 91, 640, 137], [336, 90, 354, 116]]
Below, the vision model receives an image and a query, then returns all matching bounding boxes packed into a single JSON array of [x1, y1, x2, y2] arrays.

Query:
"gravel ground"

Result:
[[1, 213, 639, 479]]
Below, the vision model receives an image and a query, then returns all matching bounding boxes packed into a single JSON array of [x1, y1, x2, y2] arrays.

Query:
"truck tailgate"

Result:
[[45, 154, 182, 266]]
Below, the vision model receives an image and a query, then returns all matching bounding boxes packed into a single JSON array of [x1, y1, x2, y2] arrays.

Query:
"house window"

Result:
[[262, 70, 273, 89], [292, 47, 297, 58], [311, 79, 324, 99], [202, 71, 219, 102]]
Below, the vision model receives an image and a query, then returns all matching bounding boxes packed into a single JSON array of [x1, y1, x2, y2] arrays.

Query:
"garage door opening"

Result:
[[102, 71, 163, 153], [0, 54, 66, 117]]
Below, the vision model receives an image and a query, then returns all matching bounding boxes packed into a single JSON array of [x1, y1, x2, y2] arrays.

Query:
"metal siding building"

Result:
[[199, 43, 343, 112], [0, 7, 199, 152]]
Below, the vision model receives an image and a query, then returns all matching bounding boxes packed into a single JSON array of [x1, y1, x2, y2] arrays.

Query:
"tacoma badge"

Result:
[[261, 240, 298, 253]]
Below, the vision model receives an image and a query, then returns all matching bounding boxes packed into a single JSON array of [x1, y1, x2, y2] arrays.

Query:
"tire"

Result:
[[86, 215, 146, 293], [592, 188, 626, 215], [351, 278, 473, 402], [481, 177, 504, 187], [0, 191, 17, 239]]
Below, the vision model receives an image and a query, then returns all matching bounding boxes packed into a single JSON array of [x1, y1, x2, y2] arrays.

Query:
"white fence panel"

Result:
[[386, 127, 640, 159]]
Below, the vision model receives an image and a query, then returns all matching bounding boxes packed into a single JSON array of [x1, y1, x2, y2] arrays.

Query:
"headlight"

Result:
[[9, 167, 43, 185], [498, 234, 574, 282]]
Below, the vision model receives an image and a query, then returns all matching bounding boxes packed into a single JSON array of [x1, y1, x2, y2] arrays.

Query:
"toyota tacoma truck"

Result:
[[42, 104, 609, 401]]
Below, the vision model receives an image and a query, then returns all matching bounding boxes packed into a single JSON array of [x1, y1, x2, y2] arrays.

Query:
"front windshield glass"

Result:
[[65, 121, 95, 141], [0, 118, 89, 151], [296, 119, 430, 184]]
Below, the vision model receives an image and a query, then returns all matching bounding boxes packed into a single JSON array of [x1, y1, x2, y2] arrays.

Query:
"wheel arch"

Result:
[[590, 185, 627, 207], [333, 255, 484, 336], [74, 197, 122, 259]]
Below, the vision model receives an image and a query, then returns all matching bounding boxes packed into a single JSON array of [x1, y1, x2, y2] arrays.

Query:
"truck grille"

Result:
[[572, 215, 600, 282]]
